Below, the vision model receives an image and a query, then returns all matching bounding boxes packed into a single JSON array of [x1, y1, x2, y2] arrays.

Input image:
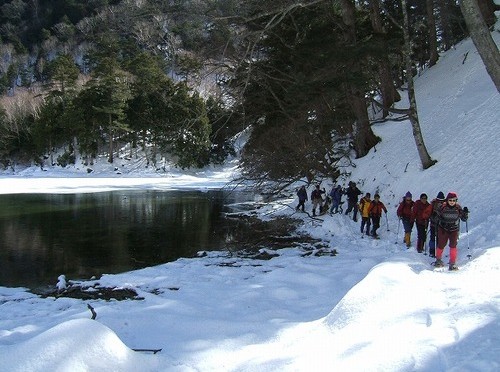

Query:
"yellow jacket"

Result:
[[358, 197, 372, 218]]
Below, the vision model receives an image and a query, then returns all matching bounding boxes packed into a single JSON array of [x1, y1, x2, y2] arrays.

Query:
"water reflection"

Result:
[[0, 190, 254, 288]]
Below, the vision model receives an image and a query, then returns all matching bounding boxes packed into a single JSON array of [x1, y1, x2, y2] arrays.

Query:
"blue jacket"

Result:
[[329, 186, 343, 203]]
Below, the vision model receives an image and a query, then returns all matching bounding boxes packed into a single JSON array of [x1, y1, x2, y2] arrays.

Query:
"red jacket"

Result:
[[397, 200, 414, 219], [412, 200, 432, 226]]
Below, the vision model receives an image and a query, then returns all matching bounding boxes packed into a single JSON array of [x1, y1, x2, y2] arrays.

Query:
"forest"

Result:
[[0, 0, 498, 188]]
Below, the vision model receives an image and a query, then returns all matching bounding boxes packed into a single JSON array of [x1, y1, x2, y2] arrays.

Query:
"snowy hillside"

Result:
[[346, 28, 500, 253], [0, 26, 499, 371]]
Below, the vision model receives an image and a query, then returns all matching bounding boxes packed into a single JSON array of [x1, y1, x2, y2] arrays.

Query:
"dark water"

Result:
[[0, 190, 255, 288]]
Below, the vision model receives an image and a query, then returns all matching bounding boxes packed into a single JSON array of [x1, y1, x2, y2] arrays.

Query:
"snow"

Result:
[[0, 28, 500, 371]]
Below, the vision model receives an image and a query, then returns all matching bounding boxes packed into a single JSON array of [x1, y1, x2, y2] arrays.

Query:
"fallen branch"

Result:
[[87, 304, 97, 320], [462, 51, 469, 64], [132, 348, 162, 354]]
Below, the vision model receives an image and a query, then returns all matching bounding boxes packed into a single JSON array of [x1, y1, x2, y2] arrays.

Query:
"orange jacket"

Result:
[[369, 200, 387, 217]]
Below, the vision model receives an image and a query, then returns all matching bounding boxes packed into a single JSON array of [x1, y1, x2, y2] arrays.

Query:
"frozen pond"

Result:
[[0, 190, 254, 288]]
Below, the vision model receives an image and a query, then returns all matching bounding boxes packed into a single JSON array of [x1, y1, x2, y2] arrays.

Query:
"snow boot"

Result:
[[416, 239, 423, 253], [433, 259, 444, 268], [449, 264, 458, 271], [404, 232, 411, 248]]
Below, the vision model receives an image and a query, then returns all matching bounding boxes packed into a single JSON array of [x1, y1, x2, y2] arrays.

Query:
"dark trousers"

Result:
[[371, 216, 381, 235], [415, 223, 428, 252], [345, 200, 359, 221], [402, 218, 413, 233], [296, 199, 306, 212], [360, 217, 371, 235], [429, 224, 437, 256]]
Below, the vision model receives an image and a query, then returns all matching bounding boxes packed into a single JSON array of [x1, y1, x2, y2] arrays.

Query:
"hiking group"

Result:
[[296, 183, 469, 271]]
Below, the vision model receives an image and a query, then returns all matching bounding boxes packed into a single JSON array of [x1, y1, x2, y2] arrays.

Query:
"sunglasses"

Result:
[[448, 199, 457, 202]]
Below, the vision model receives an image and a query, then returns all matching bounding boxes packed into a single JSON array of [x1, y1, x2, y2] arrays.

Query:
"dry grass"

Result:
[[0, 86, 44, 122]]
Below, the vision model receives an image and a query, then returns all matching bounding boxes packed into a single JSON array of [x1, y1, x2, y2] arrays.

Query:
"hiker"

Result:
[[296, 185, 308, 212], [397, 191, 414, 247], [411, 193, 433, 253], [319, 197, 331, 215], [329, 185, 343, 215], [434, 192, 468, 270], [311, 184, 325, 217], [428, 191, 445, 257], [358, 193, 372, 236], [345, 181, 362, 222], [368, 194, 387, 238]]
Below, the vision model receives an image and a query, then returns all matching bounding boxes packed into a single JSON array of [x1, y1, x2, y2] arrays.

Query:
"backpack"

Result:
[[430, 199, 442, 225]]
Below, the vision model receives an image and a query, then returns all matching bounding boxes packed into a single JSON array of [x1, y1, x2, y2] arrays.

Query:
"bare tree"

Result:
[[460, 0, 500, 93]]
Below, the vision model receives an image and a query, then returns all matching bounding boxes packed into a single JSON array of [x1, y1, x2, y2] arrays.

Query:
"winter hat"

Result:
[[446, 192, 458, 200], [436, 191, 445, 200], [374, 194, 380, 199], [405, 191, 412, 198]]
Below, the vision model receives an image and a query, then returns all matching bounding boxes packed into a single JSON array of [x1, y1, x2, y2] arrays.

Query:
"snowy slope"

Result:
[[347, 31, 500, 250]]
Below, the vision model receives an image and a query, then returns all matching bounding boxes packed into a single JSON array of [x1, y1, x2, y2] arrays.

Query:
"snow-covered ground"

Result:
[[0, 26, 499, 371]]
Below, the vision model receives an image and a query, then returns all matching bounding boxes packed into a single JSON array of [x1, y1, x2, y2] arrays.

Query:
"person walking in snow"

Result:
[[411, 193, 433, 253], [329, 185, 343, 215], [369, 194, 387, 238], [358, 193, 372, 236], [296, 185, 308, 212], [310, 184, 325, 217], [428, 191, 445, 257], [434, 192, 469, 270], [345, 181, 362, 222], [397, 192, 414, 247]]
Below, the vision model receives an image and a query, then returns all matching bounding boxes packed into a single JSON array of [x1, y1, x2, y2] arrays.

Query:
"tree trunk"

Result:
[[369, 0, 401, 116], [460, 0, 500, 93], [350, 89, 380, 157], [426, 0, 439, 67], [402, 0, 437, 169], [340, 0, 379, 157], [437, 0, 454, 50], [476, 0, 497, 28], [108, 115, 114, 163]]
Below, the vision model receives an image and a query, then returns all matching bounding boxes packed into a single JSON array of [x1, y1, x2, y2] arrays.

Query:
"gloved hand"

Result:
[[463, 206, 469, 219]]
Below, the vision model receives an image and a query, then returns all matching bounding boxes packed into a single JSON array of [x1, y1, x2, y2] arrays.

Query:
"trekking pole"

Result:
[[395, 218, 401, 244], [466, 219, 471, 259], [423, 229, 428, 256], [385, 212, 390, 231]]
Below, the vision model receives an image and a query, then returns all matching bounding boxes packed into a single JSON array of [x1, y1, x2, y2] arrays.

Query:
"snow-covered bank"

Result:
[[0, 26, 499, 372], [0, 164, 239, 194]]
